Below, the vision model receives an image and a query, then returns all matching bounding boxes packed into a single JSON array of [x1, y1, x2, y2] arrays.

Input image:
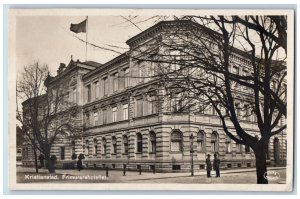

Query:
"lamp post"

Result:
[[190, 133, 195, 176]]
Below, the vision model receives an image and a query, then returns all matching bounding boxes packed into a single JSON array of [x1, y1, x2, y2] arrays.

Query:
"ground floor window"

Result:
[[112, 136, 117, 154], [85, 140, 89, 156], [102, 138, 107, 156], [123, 135, 129, 154], [93, 138, 97, 155], [171, 130, 182, 152], [136, 133, 143, 153], [211, 132, 218, 152], [197, 130, 205, 151], [60, 146, 65, 160], [245, 144, 250, 153], [149, 131, 156, 153], [172, 165, 181, 170], [225, 136, 231, 153]]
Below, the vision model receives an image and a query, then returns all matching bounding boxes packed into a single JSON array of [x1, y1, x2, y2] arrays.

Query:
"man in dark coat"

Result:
[[206, 154, 212, 177], [213, 153, 221, 177], [77, 158, 83, 171]]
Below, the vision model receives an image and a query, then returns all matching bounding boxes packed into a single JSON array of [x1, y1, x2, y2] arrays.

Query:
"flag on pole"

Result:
[[70, 19, 87, 33]]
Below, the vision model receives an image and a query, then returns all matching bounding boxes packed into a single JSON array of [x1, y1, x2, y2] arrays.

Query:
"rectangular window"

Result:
[[170, 50, 181, 72], [72, 88, 76, 103], [122, 104, 128, 120], [86, 85, 91, 102], [112, 107, 117, 123], [149, 61, 155, 79], [113, 73, 118, 92], [226, 140, 231, 153], [236, 143, 242, 153], [171, 141, 181, 152], [103, 109, 107, 124], [172, 98, 183, 112], [93, 111, 98, 126], [150, 140, 156, 153], [211, 141, 216, 152], [103, 145, 107, 156], [136, 99, 143, 117], [198, 140, 203, 151], [148, 96, 157, 115], [94, 81, 99, 99], [60, 147, 65, 160], [112, 140, 117, 154], [124, 68, 130, 88], [137, 135, 143, 153], [93, 145, 97, 155], [138, 64, 144, 83], [85, 113, 90, 127], [236, 103, 241, 119], [232, 66, 239, 75], [245, 145, 250, 153], [84, 140, 89, 156], [103, 77, 108, 96], [123, 136, 129, 154]]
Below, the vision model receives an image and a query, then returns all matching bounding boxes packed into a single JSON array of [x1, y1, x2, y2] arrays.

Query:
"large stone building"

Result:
[[21, 20, 287, 172]]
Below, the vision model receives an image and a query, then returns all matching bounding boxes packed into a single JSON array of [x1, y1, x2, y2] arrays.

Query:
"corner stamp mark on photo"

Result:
[[263, 171, 280, 181]]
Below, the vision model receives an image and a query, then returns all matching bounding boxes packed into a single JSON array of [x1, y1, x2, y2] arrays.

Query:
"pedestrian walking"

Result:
[[206, 154, 212, 177], [213, 153, 221, 177]]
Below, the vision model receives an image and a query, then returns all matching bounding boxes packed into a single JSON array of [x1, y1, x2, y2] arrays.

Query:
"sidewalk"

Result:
[[17, 166, 286, 183]]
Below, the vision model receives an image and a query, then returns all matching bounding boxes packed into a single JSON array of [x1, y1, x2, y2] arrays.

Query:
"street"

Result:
[[16, 166, 286, 184]]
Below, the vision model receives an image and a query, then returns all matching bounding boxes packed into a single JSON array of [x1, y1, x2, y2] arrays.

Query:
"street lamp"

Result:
[[190, 133, 195, 176]]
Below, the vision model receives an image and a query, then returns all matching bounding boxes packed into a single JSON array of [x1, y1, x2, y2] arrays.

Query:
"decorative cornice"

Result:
[[82, 52, 129, 80]]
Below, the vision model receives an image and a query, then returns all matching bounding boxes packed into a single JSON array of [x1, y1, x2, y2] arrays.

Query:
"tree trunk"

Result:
[[254, 142, 269, 184], [32, 145, 39, 173], [44, 149, 55, 173]]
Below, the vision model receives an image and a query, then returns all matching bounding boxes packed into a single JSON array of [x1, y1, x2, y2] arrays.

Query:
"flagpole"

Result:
[[86, 16, 88, 62]]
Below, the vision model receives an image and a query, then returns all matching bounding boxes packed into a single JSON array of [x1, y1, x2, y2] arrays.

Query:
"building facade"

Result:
[[21, 20, 287, 172]]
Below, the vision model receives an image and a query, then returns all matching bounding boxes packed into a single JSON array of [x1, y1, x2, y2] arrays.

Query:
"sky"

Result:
[[15, 13, 286, 77], [16, 15, 159, 76]]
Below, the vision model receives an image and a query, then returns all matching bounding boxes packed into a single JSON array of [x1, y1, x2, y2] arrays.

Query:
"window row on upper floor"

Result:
[[84, 94, 159, 127], [84, 61, 159, 104]]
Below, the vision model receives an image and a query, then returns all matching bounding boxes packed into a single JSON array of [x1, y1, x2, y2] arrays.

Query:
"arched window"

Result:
[[123, 135, 129, 154], [85, 140, 89, 156], [136, 133, 143, 153], [112, 136, 117, 154], [93, 138, 97, 155], [225, 135, 231, 153], [197, 130, 205, 151], [149, 131, 156, 153], [102, 137, 107, 156], [211, 132, 218, 152], [171, 130, 182, 152]]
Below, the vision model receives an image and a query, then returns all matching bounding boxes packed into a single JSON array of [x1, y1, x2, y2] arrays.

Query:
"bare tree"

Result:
[[126, 16, 286, 184], [17, 61, 82, 173], [66, 15, 287, 183]]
